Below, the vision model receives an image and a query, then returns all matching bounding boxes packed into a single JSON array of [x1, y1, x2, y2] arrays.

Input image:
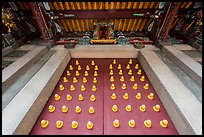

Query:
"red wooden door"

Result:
[[30, 58, 178, 135]]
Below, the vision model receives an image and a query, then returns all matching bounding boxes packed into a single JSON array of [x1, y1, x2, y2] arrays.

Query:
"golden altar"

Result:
[[90, 39, 117, 44]]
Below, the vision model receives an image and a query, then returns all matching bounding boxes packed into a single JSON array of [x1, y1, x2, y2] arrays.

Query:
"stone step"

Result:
[[17, 44, 36, 51], [2, 57, 19, 62], [2, 46, 48, 93], [2, 50, 55, 110], [2, 46, 14, 57], [153, 50, 202, 103], [161, 46, 202, 87], [187, 39, 202, 53], [2, 46, 71, 135], [173, 44, 196, 51], [138, 49, 202, 135], [70, 44, 139, 58], [193, 57, 202, 62]]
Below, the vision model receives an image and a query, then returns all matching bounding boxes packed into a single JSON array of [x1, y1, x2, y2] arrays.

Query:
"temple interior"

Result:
[[2, 2, 202, 135]]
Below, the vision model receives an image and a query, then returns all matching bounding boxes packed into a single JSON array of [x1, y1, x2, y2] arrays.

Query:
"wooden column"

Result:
[[159, 2, 180, 41], [28, 2, 51, 41]]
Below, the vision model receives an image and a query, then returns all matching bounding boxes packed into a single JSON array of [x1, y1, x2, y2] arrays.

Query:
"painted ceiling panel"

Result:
[[17, 2, 26, 11], [11, 2, 195, 33], [64, 2, 70, 10], [185, 2, 192, 8], [140, 19, 147, 31], [23, 2, 30, 10], [126, 19, 133, 31], [67, 20, 73, 32], [88, 2, 92, 10], [143, 19, 152, 30], [49, 2, 54, 10], [127, 2, 133, 9], [131, 19, 137, 32], [58, 2, 64, 10], [110, 2, 115, 10], [180, 2, 188, 8]]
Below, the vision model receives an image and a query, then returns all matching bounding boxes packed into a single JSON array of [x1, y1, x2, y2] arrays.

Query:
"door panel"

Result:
[[103, 58, 178, 135], [30, 58, 178, 135]]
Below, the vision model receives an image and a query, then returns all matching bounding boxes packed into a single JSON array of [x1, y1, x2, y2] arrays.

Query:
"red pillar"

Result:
[[28, 2, 51, 41]]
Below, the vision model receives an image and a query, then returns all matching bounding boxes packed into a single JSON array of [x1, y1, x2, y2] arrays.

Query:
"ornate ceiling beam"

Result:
[[11, 8, 189, 20], [159, 2, 181, 41], [51, 9, 159, 19], [28, 2, 51, 41], [177, 8, 190, 14]]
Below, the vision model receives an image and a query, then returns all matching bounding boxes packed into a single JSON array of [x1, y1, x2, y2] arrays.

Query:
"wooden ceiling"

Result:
[[13, 2, 193, 33]]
